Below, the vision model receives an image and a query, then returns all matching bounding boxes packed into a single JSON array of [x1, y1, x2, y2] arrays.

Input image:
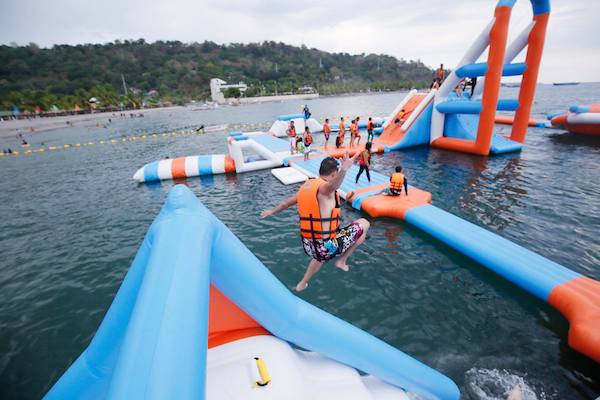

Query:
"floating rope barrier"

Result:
[[1, 125, 227, 158]]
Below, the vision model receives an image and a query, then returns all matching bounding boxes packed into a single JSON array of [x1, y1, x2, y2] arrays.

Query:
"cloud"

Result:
[[0, 0, 599, 82]]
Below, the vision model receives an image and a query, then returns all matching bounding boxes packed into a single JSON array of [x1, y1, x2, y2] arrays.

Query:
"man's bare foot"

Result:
[[295, 282, 309, 291], [335, 260, 349, 272]]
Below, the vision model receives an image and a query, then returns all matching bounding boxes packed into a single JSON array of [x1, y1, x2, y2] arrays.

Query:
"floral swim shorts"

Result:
[[301, 221, 364, 261]]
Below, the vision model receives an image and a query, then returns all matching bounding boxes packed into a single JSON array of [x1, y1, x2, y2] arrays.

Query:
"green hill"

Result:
[[0, 40, 435, 111]]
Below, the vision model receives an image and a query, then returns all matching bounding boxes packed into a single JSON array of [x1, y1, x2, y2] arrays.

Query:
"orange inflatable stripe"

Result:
[[431, 137, 488, 156], [347, 183, 389, 199], [511, 13, 549, 143], [474, 5, 512, 155], [548, 276, 600, 363], [494, 115, 543, 127], [550, 114, 567, 126], [563, 123, 600, 136], [224, 155, 236, 173], [208, 285, 270, 349], [360, 188, 432, 220], [313, 143, 384, 159], [588, 104, 600, 113], [171, 157, 187, 179]]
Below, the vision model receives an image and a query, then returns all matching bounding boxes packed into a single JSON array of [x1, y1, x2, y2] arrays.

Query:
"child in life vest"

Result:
[[384, 165, 408, 196], [287, 121, 297, 154], [302, 127, 313, 161], [355, 141, 372, 183]]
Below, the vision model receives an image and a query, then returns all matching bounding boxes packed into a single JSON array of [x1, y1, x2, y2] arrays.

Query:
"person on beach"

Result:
[[287, 120, 297, 154], [261, 153, 370, 291], [367, 117, 375, 143], [323, 118, 331, 147], [302, 127, 313, 161]]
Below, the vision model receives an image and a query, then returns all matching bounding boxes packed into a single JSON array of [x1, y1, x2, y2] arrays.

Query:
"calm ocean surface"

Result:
[[1, 84, 599, 399]]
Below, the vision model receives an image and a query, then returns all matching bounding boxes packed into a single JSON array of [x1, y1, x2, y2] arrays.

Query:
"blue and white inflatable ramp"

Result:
[[44, 185, 459, 400]]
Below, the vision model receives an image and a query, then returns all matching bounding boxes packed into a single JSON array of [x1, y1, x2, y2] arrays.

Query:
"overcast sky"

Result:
[[1, 0, 599, 83]]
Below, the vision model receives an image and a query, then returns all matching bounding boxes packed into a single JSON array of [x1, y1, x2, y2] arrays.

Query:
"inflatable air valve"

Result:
[[253, 357, 271, 387]]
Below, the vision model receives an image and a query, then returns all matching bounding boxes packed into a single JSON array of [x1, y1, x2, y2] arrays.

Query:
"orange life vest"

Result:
[[288, 126, 296, 137], [359, 150, 370, 166], [298, 178, 340, 240], [390, 173, 405, 191], [304, 133, 313, 146], [339, 121, 345, 133], [323, 123, 331, 134], [367, 121, 374, 130]]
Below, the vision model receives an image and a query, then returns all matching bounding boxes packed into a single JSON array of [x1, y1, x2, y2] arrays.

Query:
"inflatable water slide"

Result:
[[289, 155, 600, 365], [44, 185, 460, 400], [428, 0, 550, 155]]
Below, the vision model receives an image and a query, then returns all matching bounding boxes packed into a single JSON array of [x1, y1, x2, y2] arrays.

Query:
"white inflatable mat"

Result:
[[271, 167, 307, 185]]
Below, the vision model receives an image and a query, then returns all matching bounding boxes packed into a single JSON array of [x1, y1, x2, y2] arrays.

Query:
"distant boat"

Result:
[[501, 82, 520, 88], [553, 82, 580, 86]]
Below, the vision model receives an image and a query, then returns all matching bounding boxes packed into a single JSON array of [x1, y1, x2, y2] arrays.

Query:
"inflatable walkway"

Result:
[[44, 185, 460, 400], [290, 157, 600, 364]]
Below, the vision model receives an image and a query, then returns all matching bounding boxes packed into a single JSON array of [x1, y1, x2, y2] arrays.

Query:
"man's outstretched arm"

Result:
[[261, 193, 298, 218], [320, 152, 359, 196]]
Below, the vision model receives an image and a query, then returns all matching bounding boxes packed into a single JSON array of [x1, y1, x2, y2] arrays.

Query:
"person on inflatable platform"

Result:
[[287, 120, 297, 155], [337, 117, 346, 148], [303, 126, 313, 161], [436, 64, 445, 82], [383, 165, 408, 196], [303, 104, 311, 120], [261, 154, 370, 291], [323, 118, 331, 147], [367, 117, 375, 143]]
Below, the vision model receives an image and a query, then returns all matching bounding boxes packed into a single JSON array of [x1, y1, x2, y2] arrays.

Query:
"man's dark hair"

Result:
[[319, 157, 339, 176], [395, 165, 403, 173]]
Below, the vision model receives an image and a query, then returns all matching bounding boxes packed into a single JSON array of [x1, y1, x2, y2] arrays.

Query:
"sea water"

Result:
[[0, 84, 599, 399]]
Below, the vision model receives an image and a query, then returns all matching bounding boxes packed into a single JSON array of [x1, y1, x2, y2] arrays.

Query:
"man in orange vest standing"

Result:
[[261, 153, 370, 291], [436, 64, 445, 82]]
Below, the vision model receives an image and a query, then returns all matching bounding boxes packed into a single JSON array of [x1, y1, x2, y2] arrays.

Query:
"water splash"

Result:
[[464, 368, 540, 400]]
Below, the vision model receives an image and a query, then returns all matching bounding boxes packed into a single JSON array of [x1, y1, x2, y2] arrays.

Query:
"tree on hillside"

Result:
[[223, 87, 241, 98]]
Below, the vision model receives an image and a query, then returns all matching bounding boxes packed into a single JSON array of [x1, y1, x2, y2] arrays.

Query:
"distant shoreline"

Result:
[[0, 106, 183, 139]]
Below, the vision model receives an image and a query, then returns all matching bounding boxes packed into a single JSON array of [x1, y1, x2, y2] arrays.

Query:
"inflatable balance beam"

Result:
[[45, 185, 459, 400], [291, 157, 600, 363]]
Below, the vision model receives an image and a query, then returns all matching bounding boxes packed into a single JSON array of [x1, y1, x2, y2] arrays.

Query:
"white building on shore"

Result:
[[210, 78, 248, 103]]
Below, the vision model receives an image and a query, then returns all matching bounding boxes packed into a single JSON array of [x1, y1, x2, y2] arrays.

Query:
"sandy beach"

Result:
[[0, 106, 184, 139]]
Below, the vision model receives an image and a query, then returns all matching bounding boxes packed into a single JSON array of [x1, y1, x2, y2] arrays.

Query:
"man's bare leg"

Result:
[[335, 218, 370, 272], [296, 259, 324, 291]]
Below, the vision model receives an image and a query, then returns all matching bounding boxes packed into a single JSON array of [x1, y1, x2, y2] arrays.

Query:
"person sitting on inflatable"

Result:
[[261, 154, 370, 291], [383, 165, 408, 196]]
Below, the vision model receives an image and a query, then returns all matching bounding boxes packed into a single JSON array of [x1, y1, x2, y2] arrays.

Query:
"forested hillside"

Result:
[[0, 40, 434, 111]]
